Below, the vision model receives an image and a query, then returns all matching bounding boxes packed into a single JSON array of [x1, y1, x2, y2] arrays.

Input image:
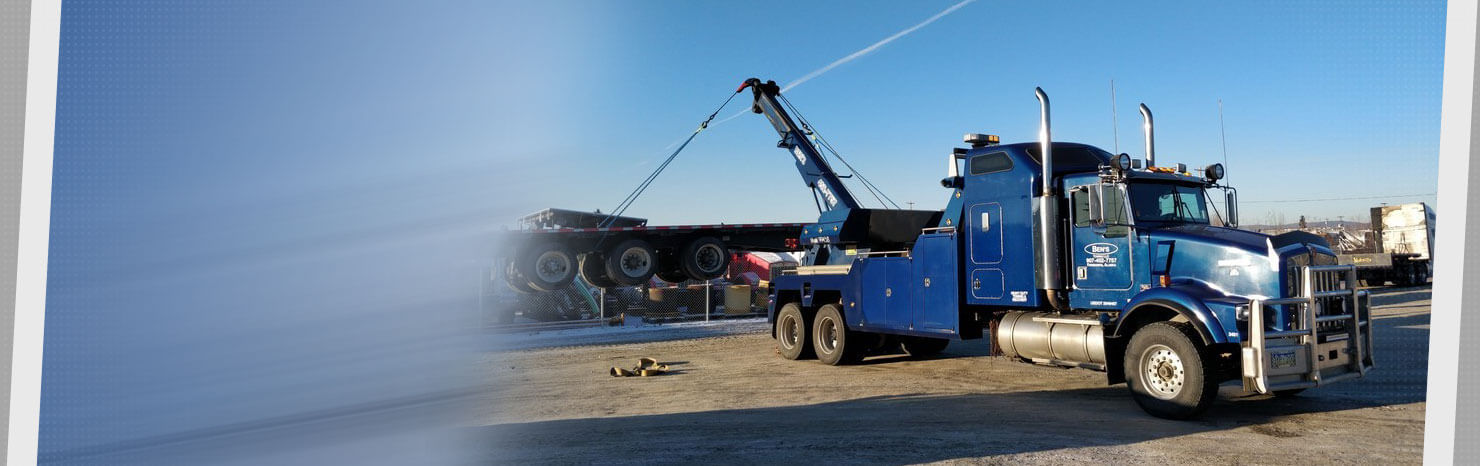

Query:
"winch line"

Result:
[[597, 89, 745, 229], [779, 94, 901, 210]]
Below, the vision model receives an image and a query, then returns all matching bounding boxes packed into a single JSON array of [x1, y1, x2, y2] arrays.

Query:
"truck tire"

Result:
[[578, 254, 618, 288], [516, 242, 578, 292], [680, 236, 730, 281], [900, 337, 949, 358], [604, 239, 657, 286], [812, 304, 865, 365], [775, 303, 813, 360], [1124, 321, 1219, 420], [1391, 265, 1410, 287], [503, 263, 537, 294]]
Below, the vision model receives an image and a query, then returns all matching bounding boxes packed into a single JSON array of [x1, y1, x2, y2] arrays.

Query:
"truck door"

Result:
[[967, 202, 1005, 300], [1070, 185, 1133, 294]]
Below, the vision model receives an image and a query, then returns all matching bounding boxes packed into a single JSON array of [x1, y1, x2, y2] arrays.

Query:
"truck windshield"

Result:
[[1128, 183, 1210, 225]]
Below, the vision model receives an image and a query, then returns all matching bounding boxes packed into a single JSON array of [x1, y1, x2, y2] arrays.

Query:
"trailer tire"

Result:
[[775, 303, 813, 360], [579, 254, 618, 288], [604, 239, 658, 286], [1124, 321, 1219, 420], [503, 263, 537, 294], [900, 337, 949, 358], [680, 236, 730, 281], [812, 304, 863, 365], [517, 243, 578, 292]]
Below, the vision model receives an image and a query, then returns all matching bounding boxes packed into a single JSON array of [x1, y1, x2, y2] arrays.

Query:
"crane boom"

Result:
[[740, 78, 861, 213]]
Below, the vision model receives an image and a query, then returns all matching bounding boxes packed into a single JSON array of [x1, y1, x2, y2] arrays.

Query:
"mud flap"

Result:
[[1104, 335, 1127, 385]]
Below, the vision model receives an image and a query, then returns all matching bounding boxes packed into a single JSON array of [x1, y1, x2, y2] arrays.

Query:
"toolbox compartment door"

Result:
[[855, 258, 912, 330], [912, 233, 959, 333]]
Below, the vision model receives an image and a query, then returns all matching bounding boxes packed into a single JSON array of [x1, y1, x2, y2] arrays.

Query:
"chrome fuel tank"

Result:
[[996, 311, 1106, 367]]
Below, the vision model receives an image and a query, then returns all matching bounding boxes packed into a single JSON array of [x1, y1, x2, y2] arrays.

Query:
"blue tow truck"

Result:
[[741, 78, 1376, 419]]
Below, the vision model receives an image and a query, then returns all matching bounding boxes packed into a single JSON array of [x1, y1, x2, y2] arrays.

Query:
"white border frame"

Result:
[[5, 1, 1474, 464], [11, 0, 60, 463], [1425, 1, 1475, 464]]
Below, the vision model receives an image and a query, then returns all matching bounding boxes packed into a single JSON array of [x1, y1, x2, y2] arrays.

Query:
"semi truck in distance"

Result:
[[1336, 202, 1435, 287], [743, 78, 1376, 419]]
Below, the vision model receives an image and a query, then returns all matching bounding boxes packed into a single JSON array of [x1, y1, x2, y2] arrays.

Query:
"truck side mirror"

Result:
[[941, 153, 964, 189], [1225, 190, 1239, 227]]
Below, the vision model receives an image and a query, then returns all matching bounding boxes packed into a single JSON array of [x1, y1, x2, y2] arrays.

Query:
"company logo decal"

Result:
[[1084, 242, 1120, 268]]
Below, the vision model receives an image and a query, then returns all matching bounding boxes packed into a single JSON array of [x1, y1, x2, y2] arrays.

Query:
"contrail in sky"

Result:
[[781, 0, 977, 93], [670, 0, 977, 146]]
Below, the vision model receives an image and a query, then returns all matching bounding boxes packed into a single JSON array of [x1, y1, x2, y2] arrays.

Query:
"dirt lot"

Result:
[[477, 287, 1430, 464]]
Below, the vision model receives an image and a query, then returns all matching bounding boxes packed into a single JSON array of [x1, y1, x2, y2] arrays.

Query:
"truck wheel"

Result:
[[812, 304, 864, 365], [1124, 321, 1219, 419], [900, 337, 949, 358], [516, 243, 577, 292], [604, 239, 657, 286], [775, 303, 813, 360], [680, 237, 730, 281], [578, 254, 618, 288], [503, 263, 537, 294]]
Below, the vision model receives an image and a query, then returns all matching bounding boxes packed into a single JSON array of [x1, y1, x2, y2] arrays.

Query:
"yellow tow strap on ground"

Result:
[[610, 357, 670, 377]]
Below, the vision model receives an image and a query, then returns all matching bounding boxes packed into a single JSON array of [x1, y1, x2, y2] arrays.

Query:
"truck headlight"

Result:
[[1235, 304, 1250, 321]]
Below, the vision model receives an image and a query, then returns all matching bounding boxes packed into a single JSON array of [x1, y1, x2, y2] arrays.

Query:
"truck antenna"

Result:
[[1219, 99, 1228, 183], [1110, 79, 1119, 154]]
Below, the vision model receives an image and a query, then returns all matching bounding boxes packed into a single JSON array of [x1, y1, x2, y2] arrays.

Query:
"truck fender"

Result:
[[1112, 287, 1229, 346]]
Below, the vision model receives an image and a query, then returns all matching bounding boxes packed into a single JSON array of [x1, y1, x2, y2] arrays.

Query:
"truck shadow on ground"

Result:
[[481, 310, 1428, 463], [479, 383, 1418, 464]]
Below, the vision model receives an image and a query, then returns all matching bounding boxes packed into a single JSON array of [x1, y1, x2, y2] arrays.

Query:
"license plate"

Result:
[[1271, 351, 1297, 369]]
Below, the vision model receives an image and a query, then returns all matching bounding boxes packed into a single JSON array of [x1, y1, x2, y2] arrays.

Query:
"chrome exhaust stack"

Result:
[[1035, 87, 1064, 294], [1139, 103, 1155, 168]]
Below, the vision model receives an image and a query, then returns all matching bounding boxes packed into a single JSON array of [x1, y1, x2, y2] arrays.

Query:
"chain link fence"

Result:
[[482, 255, 779, 328]]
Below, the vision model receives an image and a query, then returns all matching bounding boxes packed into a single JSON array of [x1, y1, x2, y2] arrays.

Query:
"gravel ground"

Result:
[[477, 287, 1430, 464]]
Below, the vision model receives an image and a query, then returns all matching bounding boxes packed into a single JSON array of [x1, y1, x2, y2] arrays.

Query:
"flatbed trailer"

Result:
[[500, 208, 804, 292]]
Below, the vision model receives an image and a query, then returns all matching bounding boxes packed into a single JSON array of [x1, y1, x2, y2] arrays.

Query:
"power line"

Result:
[[1241, 193, 1435, 203]]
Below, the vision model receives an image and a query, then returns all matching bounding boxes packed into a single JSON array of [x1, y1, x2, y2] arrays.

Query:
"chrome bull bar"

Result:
[[1242, 265, 1374, 394]]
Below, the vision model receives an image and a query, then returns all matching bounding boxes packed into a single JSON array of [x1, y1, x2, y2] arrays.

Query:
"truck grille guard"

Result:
[[1242, 264, 1374, 394]]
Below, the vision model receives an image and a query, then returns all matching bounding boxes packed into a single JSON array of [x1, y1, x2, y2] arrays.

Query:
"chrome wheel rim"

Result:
[[778, 313, 799, 350], [694, 244, 725, 274], [817, 316, 839, 354], [618, 247, 652, 278], [534, 250, 571, 283], [1141, 344, 1185, 400]]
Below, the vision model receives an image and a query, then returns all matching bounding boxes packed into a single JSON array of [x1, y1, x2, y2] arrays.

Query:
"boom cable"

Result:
[[778, 94, 902, 210], [598, 89, 744, 228]]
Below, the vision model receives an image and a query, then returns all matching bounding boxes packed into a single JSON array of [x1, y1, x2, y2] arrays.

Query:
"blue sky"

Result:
[[496, 0, 1444, 226]]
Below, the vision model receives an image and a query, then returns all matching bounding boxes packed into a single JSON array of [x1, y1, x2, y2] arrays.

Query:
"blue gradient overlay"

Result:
[[42, 1, 547, 463]]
